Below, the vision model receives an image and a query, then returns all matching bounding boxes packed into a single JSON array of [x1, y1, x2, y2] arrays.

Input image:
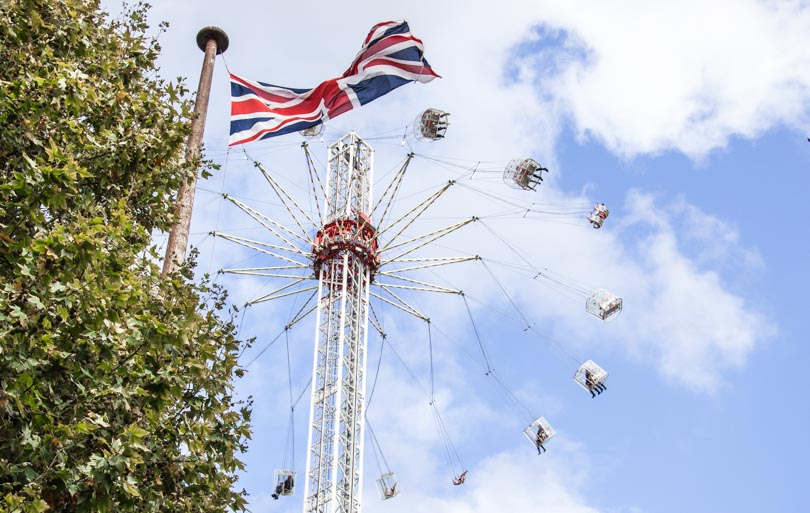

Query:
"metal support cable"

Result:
[[367, 312, 386, 340], [479, 220, 537, 275], [480, 221, 590, 297], [378, 272, 463, 293], [248, 278, 308, 304], [537, 267, 592, 295], [253, 160, 315, 243], [234, 305, 249, 360], [381, 218, 472, 255], [371, 287, 428, 321], [455, 295, 536, 427], [292, 376, 313, 410], [223, 194, 311, 249], [223, 270, 314, 279], [255, 157, 317, 226], [284, 290, 318, 329], [487, 371, 535, 426], [525, 324, 581, 363], [210, 231, 304, 259], [381, 217, 477, 265], [365, 419, 392, 475], [239, 291, 317, 369], [211, 231, 307, 267], [425, 320, 490, 374], [285, 329, 294, 407], [377, 180, 454, 243], [412, 153, 503, 177], [431, 404, 464, 475], [462, 294, 493, 373], [382, 256, 479, 274], [480, 259, 533, 330], [369, 317, 464, 481], [433, 407, 456, 474], [365, 332, 386, 411], [483, 259, 585, 304], [428, 321, 435, 401], [224, 264, 310, 272], [240, 328, 286, 368], [456, 180, 591, 214], [372, 153, 413, 224], [462, 290, 581, 364], [250, 284, 319, 306], [383, 337, 431, 401], [285, 329, 296, 469], [302, 143, 326, 225], [368, 419, 385, 477], [372, 282, 463, 295], [208, 147, 230, 274], [282, 412, 294, 469], [366, 297, 387, 411]]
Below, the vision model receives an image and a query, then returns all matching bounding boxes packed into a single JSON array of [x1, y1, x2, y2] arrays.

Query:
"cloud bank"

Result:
[[517, 0, 810, 158]]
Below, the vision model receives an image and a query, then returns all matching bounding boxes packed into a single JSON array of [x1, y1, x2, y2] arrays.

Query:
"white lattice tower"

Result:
[[304, 132, 377, 513], [214, 130, 478, 511]]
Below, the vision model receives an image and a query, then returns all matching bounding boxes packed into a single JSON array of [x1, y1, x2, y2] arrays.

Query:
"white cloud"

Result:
[[614, 190, 774, 391], [362, 446, 604, 513], [516, 0, 810, 158], [670, 197, 764, 270], [451, 188, 773, 392], [243, 348, 613, 513]]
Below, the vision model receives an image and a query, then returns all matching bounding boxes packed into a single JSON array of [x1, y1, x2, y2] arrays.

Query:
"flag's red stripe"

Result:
[[324, 90, 353, 118], [230, 21, 439, 145], [363, 20, 399, 45], [233, 79, 349, 119], [230, 110, 324, 146], [231, 74, 305, 104], [361, 59, 438, 76], [344, 35, 421, 76]]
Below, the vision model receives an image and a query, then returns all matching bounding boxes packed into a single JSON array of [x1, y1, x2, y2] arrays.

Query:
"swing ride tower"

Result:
[[213, 120, 621, 513], [304, 132, 377, 513]]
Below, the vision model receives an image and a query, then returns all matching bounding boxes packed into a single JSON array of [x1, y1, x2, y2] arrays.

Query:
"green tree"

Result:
[[0, 1, 252, 511]]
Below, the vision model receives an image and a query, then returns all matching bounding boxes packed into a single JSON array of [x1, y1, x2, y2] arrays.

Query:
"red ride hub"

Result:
[[312, 212, 380, 280]]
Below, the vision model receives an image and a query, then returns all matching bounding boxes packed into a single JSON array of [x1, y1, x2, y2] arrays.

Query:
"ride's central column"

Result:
[[305, 132, 377, 513]]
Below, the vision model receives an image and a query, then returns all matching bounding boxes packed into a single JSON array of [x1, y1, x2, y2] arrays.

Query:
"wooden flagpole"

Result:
[[162, 26, 229, 276]]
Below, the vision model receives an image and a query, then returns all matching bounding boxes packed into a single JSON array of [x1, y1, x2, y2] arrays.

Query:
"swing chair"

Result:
[[413, 108, 450, 141], [585, 289, 623, 321], [272, 470, 295, 499], [523, 416, 556, 454], [573, 360, 608, 397]]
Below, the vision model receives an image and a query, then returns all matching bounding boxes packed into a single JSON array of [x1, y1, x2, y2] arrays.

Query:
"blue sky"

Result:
[[109, 1, 810, 512]]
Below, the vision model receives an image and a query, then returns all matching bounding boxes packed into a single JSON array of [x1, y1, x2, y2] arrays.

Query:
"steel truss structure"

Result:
[[305, 133, 375, 513], [211, 127, 624, 513], [214, 132, 478, 513]]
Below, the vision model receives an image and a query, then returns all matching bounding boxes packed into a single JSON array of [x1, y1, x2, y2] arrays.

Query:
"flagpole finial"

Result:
[[196, 26, 229, 54]]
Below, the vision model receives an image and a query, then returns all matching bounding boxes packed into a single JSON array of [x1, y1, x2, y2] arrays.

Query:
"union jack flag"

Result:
[[229, 21, 440, 146]]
